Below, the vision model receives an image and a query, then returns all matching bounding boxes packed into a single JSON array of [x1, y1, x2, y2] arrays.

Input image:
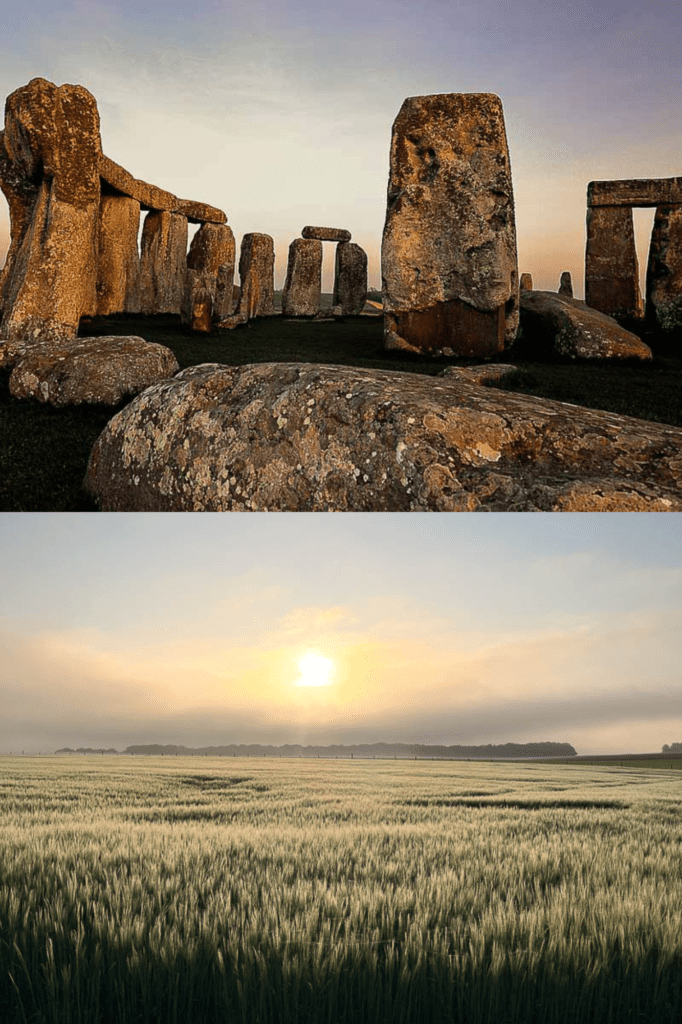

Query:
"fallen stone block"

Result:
[[519, 290, 652, 359], [83, 362, 681, 511], [7, 335, 179, 406]]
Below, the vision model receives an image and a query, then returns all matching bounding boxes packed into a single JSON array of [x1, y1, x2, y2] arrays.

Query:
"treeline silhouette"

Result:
[[55, 741, 577, 759], [662, 742, 682, 752]]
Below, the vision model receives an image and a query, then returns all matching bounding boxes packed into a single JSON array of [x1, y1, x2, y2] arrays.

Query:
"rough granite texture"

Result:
[[585, 206, 643, 320], [236, 234, 275, 318], [139, 210, 188, 314], [83, 362, 682, 511], [645, 205, 682, 332], [333, 242, 368, 315], [282, 238, 323, 316], [5, 335, 179, 406], [301, 226, 351, 242], [0, 78, 102, 340], [100, 155, 226, 224], [96, 194, 141, 315], [519, 291, 652, 359], [381, 93, 519, 357]]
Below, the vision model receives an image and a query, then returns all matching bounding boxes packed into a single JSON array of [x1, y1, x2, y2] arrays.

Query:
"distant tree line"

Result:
[[55, 741, 577, 759], [662, 743, 682, 752]]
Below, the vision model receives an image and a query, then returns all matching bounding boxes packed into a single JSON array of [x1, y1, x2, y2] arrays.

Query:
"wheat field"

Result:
[[0, 755, 680, 1024]]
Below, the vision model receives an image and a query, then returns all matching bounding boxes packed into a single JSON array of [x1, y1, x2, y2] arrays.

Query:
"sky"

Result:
[[0, 0, 680, 294], [1, 513, 680, 756]]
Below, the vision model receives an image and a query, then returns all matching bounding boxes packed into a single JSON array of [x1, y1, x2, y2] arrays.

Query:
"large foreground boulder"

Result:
[[519, 291, 653, 359], [3, 335, 179, 406], [83, 362, 682, 511]]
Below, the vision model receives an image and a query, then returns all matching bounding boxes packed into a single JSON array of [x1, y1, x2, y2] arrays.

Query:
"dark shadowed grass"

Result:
[[1, 310, 680, 511]]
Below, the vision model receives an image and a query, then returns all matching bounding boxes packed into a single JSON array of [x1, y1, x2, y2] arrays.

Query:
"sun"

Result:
[[294, 652, 335, 688]]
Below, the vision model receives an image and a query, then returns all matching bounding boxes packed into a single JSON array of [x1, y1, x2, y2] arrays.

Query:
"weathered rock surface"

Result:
[[381, 93, 519, 358], [182, 271, 213, 333], [441, 364, 520, 386], [282, 238, 323, 316], [519, 290, 652, 359], [332, 242, 367, 314], [100, 156, 226, 225], [588, 177, 682, 208], [302, 226, 351, 242], [83, 361, 682, 511], [139, 210, 188, 314], [96, 195, 141, 315], [5, 335, 179, 406], [645, 204, 682, 332], [236, 233, 275, 318], [187, 223, 235, 311], [0, 78, 102, 341], [558, 271, 573, 297], [214, 263, 237, 318], [520, 274, 533, 291], [585, 206, 643, 320]]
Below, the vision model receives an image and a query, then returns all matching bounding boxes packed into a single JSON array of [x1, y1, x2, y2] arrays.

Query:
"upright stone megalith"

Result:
[[333, 242, 368, 314], [139, 210, 188, 314], [381, 93, 519, 357], [584, 206, 643, 320], [282, 238, 323, 316], [645, 205, 682, 333], [0, 77, 102, 341], [96, 195, 141, 315], [236, 233, 275, 318], [187, 222, 235, 310], [559, 271, 573, 297]]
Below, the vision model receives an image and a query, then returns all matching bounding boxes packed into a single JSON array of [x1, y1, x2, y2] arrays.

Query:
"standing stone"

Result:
[[585, 206, 643, 320], [214, 263, 236, 318], [0, 78, 102, 342], [520, 273, 533, 291], [282, 238, 322, 316], [645, 205, 682, 333], [96, 195, 141, 315], [332, 242, 368, 314], [182, 270, 213, 333], [139, 210, 188, 314], [187, 222, 235, 311], [381, 93, 519, 357], [236, 233, 275, 318], [558, 271, 573, 297]]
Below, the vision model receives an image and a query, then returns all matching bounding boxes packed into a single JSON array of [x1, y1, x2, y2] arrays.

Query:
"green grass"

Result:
[[1, 312, 680, 511], [0, 755, 681, 1024]]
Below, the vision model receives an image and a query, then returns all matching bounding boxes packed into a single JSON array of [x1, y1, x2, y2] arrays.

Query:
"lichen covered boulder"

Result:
[[84, 362, 682, 511], [6, 335, 179, 406]]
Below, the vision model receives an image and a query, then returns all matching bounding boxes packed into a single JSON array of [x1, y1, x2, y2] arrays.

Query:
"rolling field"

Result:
[[0, 756, 680, 1024]]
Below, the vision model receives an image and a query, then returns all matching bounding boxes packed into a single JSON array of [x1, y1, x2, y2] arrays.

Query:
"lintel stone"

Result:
[[588, 178, 682, 208]]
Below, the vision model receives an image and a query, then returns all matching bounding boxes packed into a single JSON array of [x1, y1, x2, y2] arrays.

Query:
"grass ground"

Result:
[[0, 755, 680, 1024], [1, 310, 680, 511]]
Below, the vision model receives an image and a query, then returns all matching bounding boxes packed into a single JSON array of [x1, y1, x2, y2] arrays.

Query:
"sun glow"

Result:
[[294, 652, 335, 688]]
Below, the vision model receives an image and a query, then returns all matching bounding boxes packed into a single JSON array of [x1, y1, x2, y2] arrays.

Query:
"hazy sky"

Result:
[[0, 0, 680, 293], [1, 513, 680, 755]]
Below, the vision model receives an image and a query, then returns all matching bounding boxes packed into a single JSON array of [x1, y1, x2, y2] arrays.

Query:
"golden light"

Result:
[[294, 652, 335, 688]]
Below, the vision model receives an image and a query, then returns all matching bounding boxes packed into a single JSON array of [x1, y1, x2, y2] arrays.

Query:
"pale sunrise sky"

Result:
[[0, 0, 681, 294], [1, 513, 680, 756]]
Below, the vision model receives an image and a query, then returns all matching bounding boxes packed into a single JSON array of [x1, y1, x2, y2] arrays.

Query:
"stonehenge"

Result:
[[585, 177, 682, 333], [381, 93, 519, 358], [282, 227, 367, 317], [558, 271, 573, 297], [0, 77, 228, 341], [235, 233, 276, 318]]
